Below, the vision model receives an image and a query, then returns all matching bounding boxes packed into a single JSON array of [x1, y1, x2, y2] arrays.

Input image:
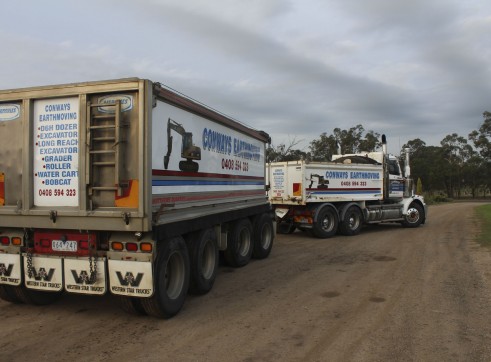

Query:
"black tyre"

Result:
[[277, 222, 295, 234], [339, 205, 363, 236], [0, 285, 23, 303], [141, 236, 190, 318], [223, 218, 253, 267], [118, 296, 147, 315], [186, 228, 219, 295], [402, 202, 424, 228], [14, 286, 62, 305], [312, 206, 338, 238], [252, 213, 274, 259]]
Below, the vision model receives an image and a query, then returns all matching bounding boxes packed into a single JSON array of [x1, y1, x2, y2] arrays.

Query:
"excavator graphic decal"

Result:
[[163, 118, 201, 172]]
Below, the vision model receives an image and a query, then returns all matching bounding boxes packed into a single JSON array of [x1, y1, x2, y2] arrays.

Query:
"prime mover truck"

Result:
[[268, 136, 427, 237], [0, 78, 274, 317]]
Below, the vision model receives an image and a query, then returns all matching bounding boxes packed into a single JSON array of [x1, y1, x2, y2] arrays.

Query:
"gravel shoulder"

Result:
[[1, 202, 491, 361]]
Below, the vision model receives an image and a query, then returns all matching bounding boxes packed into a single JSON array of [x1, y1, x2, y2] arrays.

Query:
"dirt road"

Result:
[[1, 202, 491, 361]]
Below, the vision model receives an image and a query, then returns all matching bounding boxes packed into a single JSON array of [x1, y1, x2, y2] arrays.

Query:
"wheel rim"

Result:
[[321, 213, 335, 232], [165, 251, 185, 299], [348, 212, 360, 230], [406, 207, 420, 223], [238, 228, 251, 257], [201, 240, 216, 280]]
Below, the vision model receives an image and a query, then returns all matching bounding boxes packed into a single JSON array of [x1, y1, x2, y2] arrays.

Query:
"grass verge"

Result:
[[475, 204, 491, 247]]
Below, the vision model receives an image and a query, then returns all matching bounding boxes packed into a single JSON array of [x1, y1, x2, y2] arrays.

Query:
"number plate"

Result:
[[52, 240, 78, 252]]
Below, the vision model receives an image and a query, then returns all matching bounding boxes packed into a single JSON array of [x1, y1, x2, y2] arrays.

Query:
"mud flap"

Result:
[[23, 256, 63, 291], [0, 254, 22, 286], [108, 259, 153, 297], [64, 258, 107, 295]]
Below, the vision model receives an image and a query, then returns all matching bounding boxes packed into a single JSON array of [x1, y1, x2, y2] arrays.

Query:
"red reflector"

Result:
[[79, 240, 89, 250], [126, 243, 138, 251], [293, 183, 302, 196], [40, 239, 51, 248], [0, 236, 9, 245]]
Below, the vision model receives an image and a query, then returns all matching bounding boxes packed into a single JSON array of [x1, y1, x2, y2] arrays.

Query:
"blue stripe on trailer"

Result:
[[152, 180, 264, 186]]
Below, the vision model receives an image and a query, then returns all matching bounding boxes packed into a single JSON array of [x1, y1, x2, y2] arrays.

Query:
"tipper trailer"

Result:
[[0, 78, 274, 317], [268, 136, 427, 237]]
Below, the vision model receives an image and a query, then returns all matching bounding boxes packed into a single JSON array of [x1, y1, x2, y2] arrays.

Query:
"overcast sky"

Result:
[[1, 0, 490, 154]]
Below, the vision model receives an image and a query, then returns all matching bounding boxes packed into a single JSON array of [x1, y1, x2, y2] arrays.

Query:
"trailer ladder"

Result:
[[86, 100, 125, 198]]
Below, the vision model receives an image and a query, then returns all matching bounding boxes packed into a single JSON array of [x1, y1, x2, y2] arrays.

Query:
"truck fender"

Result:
[[401, 197, 427, 224]]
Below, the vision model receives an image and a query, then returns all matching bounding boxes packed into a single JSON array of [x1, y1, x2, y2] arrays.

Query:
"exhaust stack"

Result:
[[404, 148, 411, 178], [403, 147, 414, 197], [382, 134, 387, 155]]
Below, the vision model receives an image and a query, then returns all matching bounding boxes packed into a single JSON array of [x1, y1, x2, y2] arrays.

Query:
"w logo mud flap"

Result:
[[0, 254, 21, 286], [108, 259, 153, 297], [64, 258, 107, 295], [23, 256, 63, 291]]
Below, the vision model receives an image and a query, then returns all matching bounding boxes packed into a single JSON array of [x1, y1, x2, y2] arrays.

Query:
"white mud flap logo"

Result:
[[0, 254, 22, 285], [108, 259, 153, 297], [23, 256, 63, 291], [116, 271, 144, 287], [0, 263, 14, 276], [64, 258, 106, 295]]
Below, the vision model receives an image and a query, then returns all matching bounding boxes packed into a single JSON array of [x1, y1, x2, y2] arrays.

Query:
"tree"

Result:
[[309, 125, 382, 161], [266, 137, 307, 163], [463, 155, 489, 198], [440, 133, 474, 198], [309, 132, 337, 161], [358, 130, 382, 153], [401, 138, 426, 156], [401, 140, 447, 195], [469, 112, 491, 161], [416, 178, 423, 195]]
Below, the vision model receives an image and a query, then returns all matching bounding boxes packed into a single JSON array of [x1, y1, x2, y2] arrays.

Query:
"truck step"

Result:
[[90, 186, 119, 194], [92, 137, 116, 142], [89, 125, 116, 130], [92, 161, 116, 166], [89, 150, 116, 155], [92, 114, 117, 119]]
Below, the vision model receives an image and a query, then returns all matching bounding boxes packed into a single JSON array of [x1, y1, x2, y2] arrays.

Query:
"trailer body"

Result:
[[0, 78, 274, 317]]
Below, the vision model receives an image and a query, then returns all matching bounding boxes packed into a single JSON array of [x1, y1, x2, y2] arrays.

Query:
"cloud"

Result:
[[1, 0, 490, 155]]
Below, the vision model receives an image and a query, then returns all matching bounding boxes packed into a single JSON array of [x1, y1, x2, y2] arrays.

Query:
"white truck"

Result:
[[268, 136, 427, 237], [0, 78, 274, 317]]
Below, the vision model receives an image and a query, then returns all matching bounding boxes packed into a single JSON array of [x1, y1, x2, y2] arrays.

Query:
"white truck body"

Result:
[[267, 144, 427, 238], [0, 78, 274, 317]]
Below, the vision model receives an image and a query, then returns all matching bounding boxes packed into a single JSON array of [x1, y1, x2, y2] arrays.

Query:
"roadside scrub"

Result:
[[475, 204, 491, 247]]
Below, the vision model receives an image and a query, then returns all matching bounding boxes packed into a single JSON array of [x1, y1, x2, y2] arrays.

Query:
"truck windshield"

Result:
[[388, 159, 400, 176]]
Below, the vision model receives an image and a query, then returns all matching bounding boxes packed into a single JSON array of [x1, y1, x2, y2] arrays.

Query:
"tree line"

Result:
[[267, 113, 491, 199]]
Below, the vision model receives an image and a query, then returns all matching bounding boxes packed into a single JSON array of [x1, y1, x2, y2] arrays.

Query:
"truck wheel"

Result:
[[224, 218, 253, 267], [277, 222, 295, 234], [118, 296, 147, 315], [141, 236, 190, 318], [0, 285, 23, 303], [312, 206, 338, 238], [402, 202, 424, 228], [186, 228, 218, 295], [339, 206, 363, 236], [252, 213, 274, 259], [14, 286, 62, 305]]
